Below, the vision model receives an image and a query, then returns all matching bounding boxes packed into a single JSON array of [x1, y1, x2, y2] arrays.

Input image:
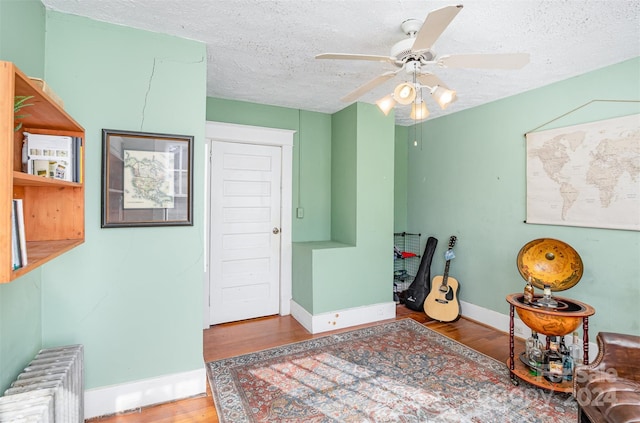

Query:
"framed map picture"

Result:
[[101, 129, 194, 228]]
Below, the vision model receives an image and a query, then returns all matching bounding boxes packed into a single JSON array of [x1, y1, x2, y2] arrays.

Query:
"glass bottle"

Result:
[[524, 275, 534, 304], [528, 331, 543, 376], [569, 331, 583, 367], [545, 336, 564, 383], [560, 336, 572, 381], [525, 331, 535, 360], [538, 284, 558, 308]]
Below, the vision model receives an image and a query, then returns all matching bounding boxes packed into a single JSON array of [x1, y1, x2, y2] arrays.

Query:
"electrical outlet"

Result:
[[296, 207, 304, 219]]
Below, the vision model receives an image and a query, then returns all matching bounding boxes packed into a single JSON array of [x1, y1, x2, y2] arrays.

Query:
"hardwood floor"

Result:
[[89, 305, 520, 422]]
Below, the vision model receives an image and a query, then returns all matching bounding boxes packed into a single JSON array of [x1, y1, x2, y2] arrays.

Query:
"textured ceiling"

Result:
[[41, 0, 640, 126]]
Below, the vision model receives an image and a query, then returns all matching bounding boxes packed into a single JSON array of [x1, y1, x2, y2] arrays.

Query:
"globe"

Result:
[[516, 238, 583, 291]]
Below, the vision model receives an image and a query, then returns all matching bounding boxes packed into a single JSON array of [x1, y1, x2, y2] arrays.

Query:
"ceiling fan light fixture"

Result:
[[394, 82, 417, 105], [431, 85, 457, 109], [317, 4, 531, 123], [410, 99, 430, 120], [376, 94, 397, 115]]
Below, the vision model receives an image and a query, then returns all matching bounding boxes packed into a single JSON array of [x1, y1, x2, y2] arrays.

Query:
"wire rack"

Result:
[[393, 232, 421, 298]]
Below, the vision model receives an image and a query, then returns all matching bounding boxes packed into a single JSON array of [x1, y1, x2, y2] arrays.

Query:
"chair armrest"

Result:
[[585, 332, 640, 382]]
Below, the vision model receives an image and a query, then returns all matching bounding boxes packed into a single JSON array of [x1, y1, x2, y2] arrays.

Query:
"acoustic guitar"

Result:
[[424, 235, 460, 322]]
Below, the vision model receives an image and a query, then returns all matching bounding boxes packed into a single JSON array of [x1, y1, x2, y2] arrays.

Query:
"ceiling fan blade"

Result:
[[411, 5, 463, 52], [316, 53, 397, 64], [340, 70, 399, 103], [438, 53, 530, 69], [417, 73, 450, 90]]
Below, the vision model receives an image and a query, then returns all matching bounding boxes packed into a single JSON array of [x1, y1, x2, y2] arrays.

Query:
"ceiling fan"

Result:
[[316, 4, 529, 114]]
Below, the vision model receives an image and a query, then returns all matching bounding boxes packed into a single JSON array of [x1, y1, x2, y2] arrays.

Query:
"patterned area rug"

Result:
[[206, 319, 576, 422]]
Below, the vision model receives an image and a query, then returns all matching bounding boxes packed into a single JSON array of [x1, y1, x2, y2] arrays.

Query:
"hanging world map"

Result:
[[526, 114, 639, 231]]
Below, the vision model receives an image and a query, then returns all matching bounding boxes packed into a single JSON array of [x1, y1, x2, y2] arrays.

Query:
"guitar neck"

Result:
[[442, 260, 451, 286], [440, 236, 457, 288]]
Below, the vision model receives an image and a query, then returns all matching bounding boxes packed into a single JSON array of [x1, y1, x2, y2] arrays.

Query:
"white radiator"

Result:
[[0, 345, 83, 423]]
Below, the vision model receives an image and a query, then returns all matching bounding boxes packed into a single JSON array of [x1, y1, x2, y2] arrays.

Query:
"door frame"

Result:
[[203, 121, 296, 328]]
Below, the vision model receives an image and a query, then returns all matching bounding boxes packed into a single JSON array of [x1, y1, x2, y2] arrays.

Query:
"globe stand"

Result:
[[509, 238, 594, 393]]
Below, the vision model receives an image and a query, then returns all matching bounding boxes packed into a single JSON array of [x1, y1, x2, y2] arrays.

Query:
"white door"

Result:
[[209, 141, 282, 324]]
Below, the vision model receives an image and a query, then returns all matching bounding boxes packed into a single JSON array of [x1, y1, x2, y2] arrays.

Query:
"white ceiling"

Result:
[[41, 0, 640, 126]]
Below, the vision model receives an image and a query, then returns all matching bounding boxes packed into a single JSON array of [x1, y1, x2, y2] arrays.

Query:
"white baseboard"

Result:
[[460, 300, 521, 335], [290, 300, 313, 331], [84, 366, 206, 419], [460, 300, 598, 363], [290, 300, 396, 334]]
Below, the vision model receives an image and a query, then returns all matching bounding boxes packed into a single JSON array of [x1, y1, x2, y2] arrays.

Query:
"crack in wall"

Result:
[[141, 58, 157, 131], [140, 56, 205, 131]]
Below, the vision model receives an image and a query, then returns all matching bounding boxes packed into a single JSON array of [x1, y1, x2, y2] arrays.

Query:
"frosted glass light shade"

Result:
[[393, 82, 416, 105], [410, 100, 429, 120], [376, 94, 396, 115], [431, 86, 457, 109]]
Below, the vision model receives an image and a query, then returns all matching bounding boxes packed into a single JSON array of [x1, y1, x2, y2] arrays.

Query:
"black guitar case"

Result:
[[401, 236, 438, 311]]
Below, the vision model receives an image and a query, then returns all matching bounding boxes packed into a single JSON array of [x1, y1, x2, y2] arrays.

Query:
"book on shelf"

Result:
[[22, 132, 83, 183], [11, 199, 27, 270], [74, 136, 83, 183], [11, 202, 20, 270]]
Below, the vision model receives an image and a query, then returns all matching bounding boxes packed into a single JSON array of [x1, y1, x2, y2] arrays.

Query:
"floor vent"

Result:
[[0, 344, 84, 422]]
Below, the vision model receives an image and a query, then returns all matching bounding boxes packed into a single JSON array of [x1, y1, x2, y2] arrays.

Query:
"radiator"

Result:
[[0, 345, 83, 423]]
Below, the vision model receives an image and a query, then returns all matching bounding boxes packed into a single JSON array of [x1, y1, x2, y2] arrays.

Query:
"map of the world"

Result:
[[526, 114, 639, 231]]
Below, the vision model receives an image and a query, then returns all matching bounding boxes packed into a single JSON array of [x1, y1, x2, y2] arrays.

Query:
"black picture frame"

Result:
[[101, 129, 194, 228]]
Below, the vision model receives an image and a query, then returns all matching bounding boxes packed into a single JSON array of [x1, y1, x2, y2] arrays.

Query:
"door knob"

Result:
[[272, 227, 280, 234]]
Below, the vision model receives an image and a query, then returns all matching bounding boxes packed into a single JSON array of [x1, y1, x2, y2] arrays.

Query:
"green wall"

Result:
[[0, 0, 45, 394], [1, 2, 209, 393], [0, 0, 45, 78], [394, 124, 408, 232], [37, 11, 207, 389], [407, 57, 640, 337], [0, 271, 42, 393], [307, 103, 395, 313], [331, 104, 358, 245], [291, 241, 314, 311]]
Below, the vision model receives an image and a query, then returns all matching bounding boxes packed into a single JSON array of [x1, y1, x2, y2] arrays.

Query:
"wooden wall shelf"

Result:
[[1, 61, 85, 283], [14, 171, 82, 188]]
